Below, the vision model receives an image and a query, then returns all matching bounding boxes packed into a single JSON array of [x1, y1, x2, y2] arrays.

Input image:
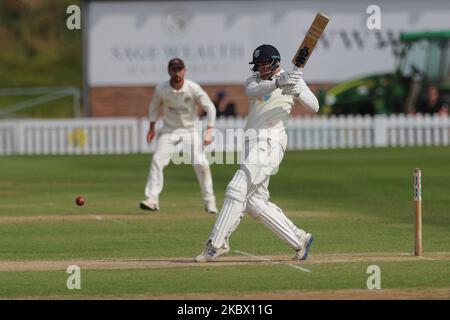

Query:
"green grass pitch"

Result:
[[0, 147, 449, 299]]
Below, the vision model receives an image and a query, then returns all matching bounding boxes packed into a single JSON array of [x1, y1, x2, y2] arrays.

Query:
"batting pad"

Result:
[[209, 170, 248, 249], [247, 194, 305, 250]]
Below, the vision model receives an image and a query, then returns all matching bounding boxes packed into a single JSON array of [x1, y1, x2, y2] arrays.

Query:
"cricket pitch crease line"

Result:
[[234, 250, 312, 273], [90, 214, 131, 226], [400, 252, 436, 260]]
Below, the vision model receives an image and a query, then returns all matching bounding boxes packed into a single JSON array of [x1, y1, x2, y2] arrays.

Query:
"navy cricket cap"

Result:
[[249, 44, 281, 65], [168, 58, 185, 70]]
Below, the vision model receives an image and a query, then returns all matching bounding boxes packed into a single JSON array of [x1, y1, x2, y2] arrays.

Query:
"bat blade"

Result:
[[292, 12, 330, 68]]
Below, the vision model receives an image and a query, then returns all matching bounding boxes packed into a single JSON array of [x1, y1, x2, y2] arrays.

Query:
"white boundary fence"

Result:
[[0, 115, 449, 155]]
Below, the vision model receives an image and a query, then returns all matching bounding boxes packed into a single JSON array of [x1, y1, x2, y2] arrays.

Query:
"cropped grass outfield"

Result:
[[0, 147, 449, 298]]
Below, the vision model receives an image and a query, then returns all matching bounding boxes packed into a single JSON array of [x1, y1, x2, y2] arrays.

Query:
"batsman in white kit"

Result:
[[140, 58, 218, 214], [195, 44, 319, 262]]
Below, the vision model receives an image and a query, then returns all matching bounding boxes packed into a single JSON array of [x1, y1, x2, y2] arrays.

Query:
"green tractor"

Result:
[[320, 30, 450, 115]]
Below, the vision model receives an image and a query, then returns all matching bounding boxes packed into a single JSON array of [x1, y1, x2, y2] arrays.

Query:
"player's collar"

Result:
[[169, 79, 187, 93]]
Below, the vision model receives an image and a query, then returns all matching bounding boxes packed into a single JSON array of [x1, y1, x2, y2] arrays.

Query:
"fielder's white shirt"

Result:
[[149, 79, 216, 132], [244, 69, 319, 145]]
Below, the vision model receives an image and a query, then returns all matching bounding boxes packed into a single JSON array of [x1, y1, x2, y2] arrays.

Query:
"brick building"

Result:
[[90, 83, 329, 118]]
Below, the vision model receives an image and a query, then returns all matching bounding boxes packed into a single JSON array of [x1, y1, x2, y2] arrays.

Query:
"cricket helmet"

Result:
[[249, 44, 281, 72]]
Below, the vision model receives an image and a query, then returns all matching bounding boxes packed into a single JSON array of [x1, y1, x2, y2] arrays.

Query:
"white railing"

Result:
[[0, 115, 449, 155], [286, 115, 375, 150], [0, 118, 139, 155]]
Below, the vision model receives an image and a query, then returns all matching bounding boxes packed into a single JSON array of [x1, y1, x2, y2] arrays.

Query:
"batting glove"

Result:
[[276, 69, 302, 88], [282, 78, 307, 97]]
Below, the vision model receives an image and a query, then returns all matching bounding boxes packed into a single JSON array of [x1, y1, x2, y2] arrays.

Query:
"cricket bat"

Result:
[[292, 12, 330, 69]]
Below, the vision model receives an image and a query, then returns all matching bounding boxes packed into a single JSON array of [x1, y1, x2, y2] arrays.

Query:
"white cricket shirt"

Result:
[[244, 69, 319, 146], [148, 79, 216, 132]]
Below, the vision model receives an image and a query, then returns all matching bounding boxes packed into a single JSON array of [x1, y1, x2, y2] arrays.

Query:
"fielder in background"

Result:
[[140, 58, 218, 214], [196, 44, 319, 262]]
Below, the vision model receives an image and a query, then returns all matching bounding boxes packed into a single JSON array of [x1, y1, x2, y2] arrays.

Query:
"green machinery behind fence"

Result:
[[320, 30, 450, 115]]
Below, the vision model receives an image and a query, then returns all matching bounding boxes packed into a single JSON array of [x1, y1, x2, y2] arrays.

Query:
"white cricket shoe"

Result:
[[294, 233, 314, 260], [205, 201, 218, 214], [139, 198, 159, 211], [195, 240, 230, 263]]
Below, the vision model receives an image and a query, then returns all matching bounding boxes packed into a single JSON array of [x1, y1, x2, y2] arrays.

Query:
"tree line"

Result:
[[0, 0, 82, 87]]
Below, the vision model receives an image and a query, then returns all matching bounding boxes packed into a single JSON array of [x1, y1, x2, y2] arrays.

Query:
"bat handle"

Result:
[[291, 65, 304, 73]]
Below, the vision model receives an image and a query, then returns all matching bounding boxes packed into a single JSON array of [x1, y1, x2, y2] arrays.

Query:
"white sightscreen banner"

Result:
[[87, 0, 450, 85]]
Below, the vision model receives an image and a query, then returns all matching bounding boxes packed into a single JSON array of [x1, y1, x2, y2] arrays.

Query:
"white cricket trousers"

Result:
[[208, 136, 307, 251], [144, 130, 216, 205]]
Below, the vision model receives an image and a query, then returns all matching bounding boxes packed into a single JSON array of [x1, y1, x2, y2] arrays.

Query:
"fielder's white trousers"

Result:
[[209, 136, 307, 251], [145, 130, 216, 205]]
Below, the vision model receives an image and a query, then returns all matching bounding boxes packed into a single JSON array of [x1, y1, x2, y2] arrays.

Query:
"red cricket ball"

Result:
[[75, 196, 85, 206]]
